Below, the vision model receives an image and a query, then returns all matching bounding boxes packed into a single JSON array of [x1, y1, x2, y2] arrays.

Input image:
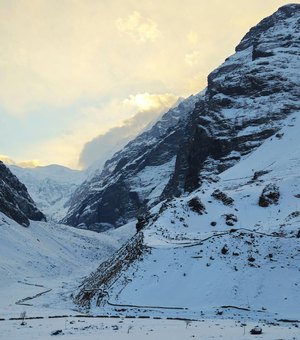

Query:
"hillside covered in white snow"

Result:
[[72, 3, 300, 335], [0, 3, 300, 340], [78, 113, 300, 323]]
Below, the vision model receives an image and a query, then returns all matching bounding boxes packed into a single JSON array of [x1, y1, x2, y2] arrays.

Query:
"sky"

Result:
[[0, 0, 298, 169]]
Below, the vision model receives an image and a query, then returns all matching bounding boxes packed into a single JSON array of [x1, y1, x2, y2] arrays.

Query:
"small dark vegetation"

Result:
[[259, 183, 280, 207], [188, 197, 206, 215], [211, 189, 234, 206], [221, 244, 229, 255], [252, 170, 270, 181], [224, 214, 238, 226], [250, 326, 262, 335], [136, 215, 148, 232], [286, 211, 300, 221]]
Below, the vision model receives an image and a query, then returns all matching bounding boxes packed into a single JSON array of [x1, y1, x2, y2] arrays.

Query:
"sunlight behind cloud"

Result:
[[0, 0, 296, 166], [24, 92, 178, 169], [123, 93, 178, 112]]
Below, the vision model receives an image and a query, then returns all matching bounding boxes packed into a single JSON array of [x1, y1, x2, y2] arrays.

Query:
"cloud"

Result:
[[79, 93, 179, 169], [123, 92, 178, 112], [0, 0, 292, 166], [0, 155, 41, 168], [116, 11, 160, 43], [78, 111, 154, 170], [23, 93, 178, 169]]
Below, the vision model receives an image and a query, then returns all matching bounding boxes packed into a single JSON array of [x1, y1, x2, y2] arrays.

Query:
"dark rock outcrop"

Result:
[[0, 161, 46, 226]]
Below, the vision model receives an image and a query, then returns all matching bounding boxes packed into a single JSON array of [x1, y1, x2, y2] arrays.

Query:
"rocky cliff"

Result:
[[0, 161, 46, 226]]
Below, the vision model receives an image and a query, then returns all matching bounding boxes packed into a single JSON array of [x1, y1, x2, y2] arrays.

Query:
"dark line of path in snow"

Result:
[[158, 228, 295, 249], [15, 289, 52, 306], [107, 300, 188, 310], [17, 281, 45, 288]]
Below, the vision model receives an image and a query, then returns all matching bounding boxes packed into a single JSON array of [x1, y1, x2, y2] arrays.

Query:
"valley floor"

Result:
[[0, 315, 299, 340]]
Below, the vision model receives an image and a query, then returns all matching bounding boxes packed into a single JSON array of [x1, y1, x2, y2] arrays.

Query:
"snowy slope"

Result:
[[76, 114, 300, 323], [9, 164, 84, 222], [0, 212, 135, 319]]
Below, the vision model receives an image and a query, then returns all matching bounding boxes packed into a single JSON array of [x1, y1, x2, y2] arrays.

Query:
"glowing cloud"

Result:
[[123, 93, 178, 112], [0, 155, 41, 168], [79, 92, 179, 169]]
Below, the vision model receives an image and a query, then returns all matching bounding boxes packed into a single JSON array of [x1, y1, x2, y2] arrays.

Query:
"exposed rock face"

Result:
[[0, 161, 46, 226], [64, 4, 300, 231], [162, 3, 300, 197]]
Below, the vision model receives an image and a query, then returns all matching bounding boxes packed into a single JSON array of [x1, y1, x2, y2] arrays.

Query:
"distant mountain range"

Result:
[[8, 164, 84, 222]]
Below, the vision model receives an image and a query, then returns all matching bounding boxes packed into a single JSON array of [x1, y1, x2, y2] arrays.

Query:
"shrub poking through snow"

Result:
[[221, 244, 229, 255], [224, 214, 238, 226], [188, 197, 206, 215], [211, 189, 234, 206], [250, 326, 262, 335], [259, 183, 280, 207]]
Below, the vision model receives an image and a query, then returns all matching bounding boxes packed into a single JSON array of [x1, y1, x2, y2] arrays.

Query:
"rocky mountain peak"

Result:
[[163, 3, 300, 197], [63, 4, 300, 231], [236, 3, 300, 53]]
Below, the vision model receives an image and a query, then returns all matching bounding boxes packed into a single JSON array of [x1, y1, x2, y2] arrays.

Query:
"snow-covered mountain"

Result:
[[0, 161, 45, 226], [0, 4, 300, 339], [9, 164, 84, 222], [64, 3, 299, 234], [63, 93, 202, 231], [73, 3, 300, 323]]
